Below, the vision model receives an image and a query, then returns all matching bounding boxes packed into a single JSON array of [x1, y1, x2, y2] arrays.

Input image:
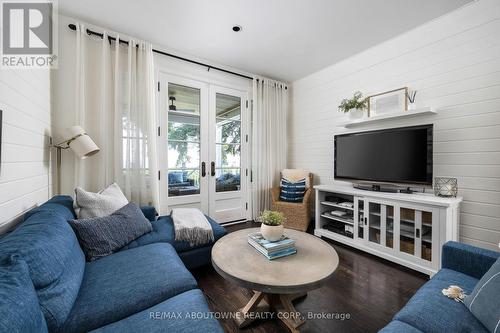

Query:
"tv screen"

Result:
[[334, 124, 433, 185]]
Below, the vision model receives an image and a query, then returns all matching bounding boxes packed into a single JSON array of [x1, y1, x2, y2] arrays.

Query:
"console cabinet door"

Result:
[[354, 196, 366, 241], [396, 204, 438, 263], [366, 199, 395, 250]]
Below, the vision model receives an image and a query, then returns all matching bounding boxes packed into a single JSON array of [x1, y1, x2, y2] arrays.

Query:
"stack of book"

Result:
[[247, 232, 296, 260]]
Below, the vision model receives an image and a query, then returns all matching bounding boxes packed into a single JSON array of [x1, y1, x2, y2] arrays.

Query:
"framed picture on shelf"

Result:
[[367, 87, 408, 117]]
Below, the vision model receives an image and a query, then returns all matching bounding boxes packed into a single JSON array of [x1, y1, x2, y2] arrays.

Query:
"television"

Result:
[[334, 124, 433, 185]]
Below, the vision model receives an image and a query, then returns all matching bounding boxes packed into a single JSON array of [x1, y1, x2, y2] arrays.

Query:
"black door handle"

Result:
[[364, 217, 367, 226], [416, 228, 420, 238], [211, 162, 216, 177], [201, 162, 206, 177]]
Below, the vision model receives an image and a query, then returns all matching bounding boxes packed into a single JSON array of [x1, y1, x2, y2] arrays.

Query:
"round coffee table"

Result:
[[211, 228, 338, 332]]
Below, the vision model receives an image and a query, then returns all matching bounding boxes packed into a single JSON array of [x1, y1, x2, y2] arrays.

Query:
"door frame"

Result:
[[156, 66, 252, 221], [157, 73, 209, 214], [208, 84, 250, 222]]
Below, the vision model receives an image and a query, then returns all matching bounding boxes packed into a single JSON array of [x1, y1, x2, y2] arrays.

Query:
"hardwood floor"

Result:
[[192, 222, 428, 333]]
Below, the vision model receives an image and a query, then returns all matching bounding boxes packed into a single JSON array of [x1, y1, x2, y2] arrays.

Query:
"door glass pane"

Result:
[[357, 199, 364, 239], [215, 93, 241, 192], [422, 211, 432, 261], [369, 202, 381, 244], [386, 205, 394, 248], [400, 208, 415, 255], [167, 83, 201, 197], [216, 168, 241, 192]]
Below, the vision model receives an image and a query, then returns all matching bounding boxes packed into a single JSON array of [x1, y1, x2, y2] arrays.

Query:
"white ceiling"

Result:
[[59, 0, 472, 82]]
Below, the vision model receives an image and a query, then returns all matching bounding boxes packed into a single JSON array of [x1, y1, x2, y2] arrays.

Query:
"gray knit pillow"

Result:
[[74, 183, 128, 219], [68, 203, 152, 261]]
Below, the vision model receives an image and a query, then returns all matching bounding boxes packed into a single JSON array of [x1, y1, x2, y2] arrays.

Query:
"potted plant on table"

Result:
[[339, 91, 368, 119], [257, 210, 285, 242]]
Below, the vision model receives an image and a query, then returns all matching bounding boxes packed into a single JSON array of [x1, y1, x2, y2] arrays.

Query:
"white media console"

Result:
[[314, 184, 462, 276]]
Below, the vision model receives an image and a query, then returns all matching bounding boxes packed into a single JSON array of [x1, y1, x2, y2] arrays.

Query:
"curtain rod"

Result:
[[68, 23, 254, 81]]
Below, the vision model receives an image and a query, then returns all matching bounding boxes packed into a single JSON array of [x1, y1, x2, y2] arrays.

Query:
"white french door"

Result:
[[158, 73, 249, 223]]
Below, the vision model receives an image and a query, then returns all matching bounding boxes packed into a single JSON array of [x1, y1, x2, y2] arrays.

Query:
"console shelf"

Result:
[[338, 107, 436, 128], [315, 184, 462, 276]]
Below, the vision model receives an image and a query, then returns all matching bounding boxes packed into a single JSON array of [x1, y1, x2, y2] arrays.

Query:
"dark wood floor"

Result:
[[192, 222, 428, 333]]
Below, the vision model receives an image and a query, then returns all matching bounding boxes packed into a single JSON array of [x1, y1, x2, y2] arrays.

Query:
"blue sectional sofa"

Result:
[[380, 241, 500, 333], [0, 195, 226, 333]]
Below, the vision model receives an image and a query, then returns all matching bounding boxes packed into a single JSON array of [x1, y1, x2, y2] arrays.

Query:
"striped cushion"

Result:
[[464, 257, 500, 333], [280, 178, 306, 202]]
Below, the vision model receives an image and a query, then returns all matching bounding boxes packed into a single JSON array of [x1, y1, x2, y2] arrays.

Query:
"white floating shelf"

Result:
[[339, 107, 436, 128]]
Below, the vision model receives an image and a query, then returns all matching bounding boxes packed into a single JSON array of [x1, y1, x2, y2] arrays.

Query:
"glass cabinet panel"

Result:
[[421, 211, 433, 261], [368, 202, 381, 244], [399, 208, 416, 255], [386, 205, 394, 248], [357, 199, 364, 239]]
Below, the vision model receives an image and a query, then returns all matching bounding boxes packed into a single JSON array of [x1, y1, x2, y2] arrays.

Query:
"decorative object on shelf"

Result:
[[51, 125, 100, 194], [434, 177, 458, 197], [406, 90, 417, 110], [367, 87, 408, 117], [169, 96, 177, 110], [338, 91, 368, 120], [257, 210, 285, 241]]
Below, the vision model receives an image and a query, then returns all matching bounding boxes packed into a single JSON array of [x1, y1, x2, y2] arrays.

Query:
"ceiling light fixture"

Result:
[[232, 25, 242, 32]]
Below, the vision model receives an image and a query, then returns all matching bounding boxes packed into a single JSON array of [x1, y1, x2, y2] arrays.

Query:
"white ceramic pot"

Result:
[[408, 103, 417, 111], [348, 108, 364, 119], [260, 223, 284, 242]]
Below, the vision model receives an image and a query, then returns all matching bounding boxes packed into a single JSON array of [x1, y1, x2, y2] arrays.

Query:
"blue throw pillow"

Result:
[[68, 202, 153, 261], [464, 257, 500, 333], [169, 172, 184, 184], [280, 178, 306, 202], [0, 256, 48, 333]]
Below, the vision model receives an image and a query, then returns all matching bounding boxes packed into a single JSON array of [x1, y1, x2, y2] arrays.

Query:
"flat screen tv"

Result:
[[334, 124, 433, 185]]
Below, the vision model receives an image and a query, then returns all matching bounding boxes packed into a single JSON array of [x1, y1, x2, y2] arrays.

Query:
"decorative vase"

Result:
[[408, 103, 417, 111], [260, 223, 284, 242], [348, 108, 364, 120]]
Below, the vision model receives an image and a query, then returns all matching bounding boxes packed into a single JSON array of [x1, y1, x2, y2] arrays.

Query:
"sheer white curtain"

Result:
[[252, 78, 289, 217], [74, 23, 159, 208]]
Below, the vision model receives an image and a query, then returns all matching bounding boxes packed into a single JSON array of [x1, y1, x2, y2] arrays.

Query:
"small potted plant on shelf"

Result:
[[339, 91, 368, 119], [257, 210, 285, 242]]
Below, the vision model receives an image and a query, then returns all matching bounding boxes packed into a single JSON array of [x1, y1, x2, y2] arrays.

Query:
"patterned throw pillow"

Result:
[[464, 257, 500, 333], [280, 178, 306, 202], [68, 203, 152, 261]]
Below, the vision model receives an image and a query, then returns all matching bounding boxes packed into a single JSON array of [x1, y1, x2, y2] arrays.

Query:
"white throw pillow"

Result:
[[74, 183, 129, 219]]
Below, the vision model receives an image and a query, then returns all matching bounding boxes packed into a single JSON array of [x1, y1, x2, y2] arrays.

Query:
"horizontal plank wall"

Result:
[[289, 0, 500, 251], [0, 69, 52, 233]]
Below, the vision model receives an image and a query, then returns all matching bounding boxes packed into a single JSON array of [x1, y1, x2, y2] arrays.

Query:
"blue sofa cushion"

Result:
[[121, 214, 226, 253], [442, 241, 500, 279], [0, 256, 48, 333], [169, 172, 184, 184], [69, 203, 153, 261], [464, 257, 500, 333], [141, 205, 158, 222], [23, 195, 76, 221], [379, 320, 423, 333], [60, 243, 198, 333], [394, 268, 487, 333], [89, 289, 223, 333], [0, 209, 85, 332]]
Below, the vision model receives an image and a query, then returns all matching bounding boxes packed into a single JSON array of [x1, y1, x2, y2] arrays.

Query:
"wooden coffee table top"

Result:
[[211, 228, 339, 294]]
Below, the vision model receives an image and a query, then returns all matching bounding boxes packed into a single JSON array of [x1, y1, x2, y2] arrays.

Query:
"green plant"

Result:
[[257, 210, 285, 226], [338, 91, 368, 113]]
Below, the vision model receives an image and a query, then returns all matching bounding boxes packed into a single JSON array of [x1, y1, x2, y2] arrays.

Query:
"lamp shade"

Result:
[[63, 125, 100, 159]]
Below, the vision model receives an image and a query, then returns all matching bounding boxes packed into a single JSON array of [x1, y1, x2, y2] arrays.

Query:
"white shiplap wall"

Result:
[[0, 69, 52, 233], [289, 0, 500, 251]]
